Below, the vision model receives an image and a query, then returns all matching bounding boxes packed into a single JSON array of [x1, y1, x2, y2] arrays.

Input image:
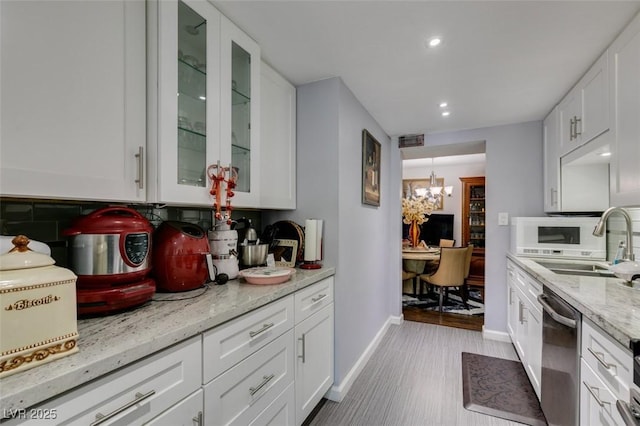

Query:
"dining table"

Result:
[[402, 247, 441, 297]]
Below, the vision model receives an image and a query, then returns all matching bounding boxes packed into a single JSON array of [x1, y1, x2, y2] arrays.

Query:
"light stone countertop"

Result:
[[0, 266, 335, 412], [508, 254, 640, 351]]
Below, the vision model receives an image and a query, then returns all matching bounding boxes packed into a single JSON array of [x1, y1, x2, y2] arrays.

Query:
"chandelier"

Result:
[[414, 158, 453, 208]]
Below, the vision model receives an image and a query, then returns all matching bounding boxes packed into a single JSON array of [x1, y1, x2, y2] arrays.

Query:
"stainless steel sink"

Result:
[[533, 260, 615, 278]]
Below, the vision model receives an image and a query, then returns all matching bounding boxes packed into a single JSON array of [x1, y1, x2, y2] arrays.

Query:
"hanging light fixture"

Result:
[[412, 158, 453, 208]]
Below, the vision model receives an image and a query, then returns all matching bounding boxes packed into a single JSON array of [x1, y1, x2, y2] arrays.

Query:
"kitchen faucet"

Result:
[[593, 206, 635, 261]]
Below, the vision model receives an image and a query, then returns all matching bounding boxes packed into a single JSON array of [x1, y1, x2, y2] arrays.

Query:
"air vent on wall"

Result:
[[398, 134, 424, 148]]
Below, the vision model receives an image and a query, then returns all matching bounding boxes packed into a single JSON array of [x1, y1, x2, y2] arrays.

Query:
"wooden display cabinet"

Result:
[[460, 176, 485, 292]]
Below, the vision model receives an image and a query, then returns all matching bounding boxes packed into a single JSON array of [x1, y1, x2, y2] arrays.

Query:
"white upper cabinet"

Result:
[[260, 62, 297, 210], [609, 12, 640, 207], [148, 0, 221, 206], [147, 0, 260, 207], [0, 0, 146, 202], [559, 52, 609, 157], [543, 107, 561, 212], [220, 16, 261, 208]]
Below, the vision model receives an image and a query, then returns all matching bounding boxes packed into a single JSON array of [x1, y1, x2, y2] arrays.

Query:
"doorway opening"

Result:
[[400, 140, 486, 331]]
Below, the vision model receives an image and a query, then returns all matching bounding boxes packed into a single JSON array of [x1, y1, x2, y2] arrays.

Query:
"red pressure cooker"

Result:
[[63, 206, 154, 288]]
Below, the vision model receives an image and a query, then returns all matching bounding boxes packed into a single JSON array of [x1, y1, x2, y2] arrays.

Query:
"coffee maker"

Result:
[[208, 218, 239, 279]]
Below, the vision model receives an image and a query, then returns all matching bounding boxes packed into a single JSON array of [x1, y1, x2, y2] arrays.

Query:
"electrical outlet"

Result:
[[498, 212, 509, 226]]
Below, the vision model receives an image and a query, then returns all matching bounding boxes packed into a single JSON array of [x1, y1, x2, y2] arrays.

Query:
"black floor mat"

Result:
[[461, 352, 547, 426]]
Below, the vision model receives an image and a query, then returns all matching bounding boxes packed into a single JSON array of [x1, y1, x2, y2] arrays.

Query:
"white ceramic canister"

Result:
[[0, 235, 79, 377]]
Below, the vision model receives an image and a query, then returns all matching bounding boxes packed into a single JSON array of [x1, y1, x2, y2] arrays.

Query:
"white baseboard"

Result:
[[324, 315, 398, 402], [482, 326, 511, 342]]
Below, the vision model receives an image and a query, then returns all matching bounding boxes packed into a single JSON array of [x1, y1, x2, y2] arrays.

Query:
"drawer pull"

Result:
[[90, 390, 156, 426], [298, 334, 306, 363], [311, 294, 327, 303], [249, 322, 274, 338], [583, 381, 610, 408], [193, 411, 203, 426], [249, 374, 275, 396], [587, 347, 614, 370]]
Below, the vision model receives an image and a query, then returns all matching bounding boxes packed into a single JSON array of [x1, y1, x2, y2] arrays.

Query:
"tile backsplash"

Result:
[[0, 198, 262, 268]]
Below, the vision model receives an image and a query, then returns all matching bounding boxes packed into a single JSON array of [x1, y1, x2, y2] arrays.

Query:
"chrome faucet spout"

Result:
[[593, 207, 635, 261]]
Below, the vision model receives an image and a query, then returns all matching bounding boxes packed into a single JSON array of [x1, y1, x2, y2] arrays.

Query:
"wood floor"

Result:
[[402, 307, 484, 332], [308, 321, 521, 426]]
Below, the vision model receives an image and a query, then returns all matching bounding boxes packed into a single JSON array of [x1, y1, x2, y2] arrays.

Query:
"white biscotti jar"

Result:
[[0, 235, 79, 378]]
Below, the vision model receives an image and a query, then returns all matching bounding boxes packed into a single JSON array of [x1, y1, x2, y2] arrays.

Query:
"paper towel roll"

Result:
[[304, 219, 317, 261], [315, 220, 323, 261]]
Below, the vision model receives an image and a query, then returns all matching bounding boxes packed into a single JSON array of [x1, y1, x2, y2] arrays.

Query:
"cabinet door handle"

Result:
[[509, 287, 513, 305], [249, 322, 274, 338], [587, 347, 614, 370], [311, 294, 327, 304], [135, 146, 144, 189], [193, 411, 203, 426], [249, 374, 275, 396], [583, 381, 610, 408], [298, 333, 306, 363], [569, 117, 574, 140], [550, 188, 558, 206], [90, 390, 155, 426], [574, 116, 582, 137], [518, 301, 524, 323]]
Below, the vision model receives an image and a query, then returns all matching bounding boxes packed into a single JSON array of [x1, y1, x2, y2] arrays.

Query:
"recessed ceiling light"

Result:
[[428, 37, 442, 48], [441, 111, 450, 117], [439, 102, 448, 108], [599, 152, 612, 157], [199, 96, 206, 101]]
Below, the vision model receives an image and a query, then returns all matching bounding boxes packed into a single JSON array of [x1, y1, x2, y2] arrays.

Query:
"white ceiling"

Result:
[[213, 0, 640, 159]]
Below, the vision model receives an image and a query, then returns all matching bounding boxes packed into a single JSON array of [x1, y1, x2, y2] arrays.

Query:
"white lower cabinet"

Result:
[[295, 304, 334, 424], [4, 278, 334, 426], [202, 276, 334, 426], [4, 336, 202, 426], [202, 296, 295, 383], [204, 331, 295, 426], [506, 259, 542, 398], [249, 383, 296, 426], [145, 390, 204, 426], [579, 318, 632, 426], [293, 277, 335, 425]]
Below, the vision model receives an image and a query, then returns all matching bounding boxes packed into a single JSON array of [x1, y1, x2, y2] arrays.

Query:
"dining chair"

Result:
[[418, 247, 471, 312], [439, 239, 455, 247], [422, 239, 456, 279]]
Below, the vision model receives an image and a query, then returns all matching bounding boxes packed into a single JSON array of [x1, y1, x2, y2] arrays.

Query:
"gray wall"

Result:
[[265, 77, 541, 392], [423, 121, 544, 333], [264, 77, 402, 389]]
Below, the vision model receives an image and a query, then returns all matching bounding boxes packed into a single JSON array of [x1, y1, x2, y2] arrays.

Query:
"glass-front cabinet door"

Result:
[[151, 0, 221, 205], [220, 16, 261, 207], [177, 1, 208, 188], [150, 1, 261, 208]]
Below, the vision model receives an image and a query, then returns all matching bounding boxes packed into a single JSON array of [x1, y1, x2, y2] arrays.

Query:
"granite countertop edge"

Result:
[[507, 254, 640, 351], [0, 267, 335, 412]]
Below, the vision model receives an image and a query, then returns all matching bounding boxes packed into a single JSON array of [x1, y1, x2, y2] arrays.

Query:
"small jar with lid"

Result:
[[0, 235, 79, 377]]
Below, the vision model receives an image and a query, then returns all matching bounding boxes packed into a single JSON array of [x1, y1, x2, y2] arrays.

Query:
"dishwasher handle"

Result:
[[616, 400, 640, 426], [537, 294, 577, 328]]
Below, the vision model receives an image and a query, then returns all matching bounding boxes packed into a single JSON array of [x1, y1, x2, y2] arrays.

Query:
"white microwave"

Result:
[[510, 216, 606, 260]]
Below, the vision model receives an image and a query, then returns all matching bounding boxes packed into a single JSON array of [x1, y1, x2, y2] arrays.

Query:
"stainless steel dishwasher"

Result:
[[537, 286, 581, 426]]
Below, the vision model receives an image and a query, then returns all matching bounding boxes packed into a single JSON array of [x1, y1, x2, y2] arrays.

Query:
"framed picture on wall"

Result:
[[362, 129, 381, 206], [402, 178, 445, 210]]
